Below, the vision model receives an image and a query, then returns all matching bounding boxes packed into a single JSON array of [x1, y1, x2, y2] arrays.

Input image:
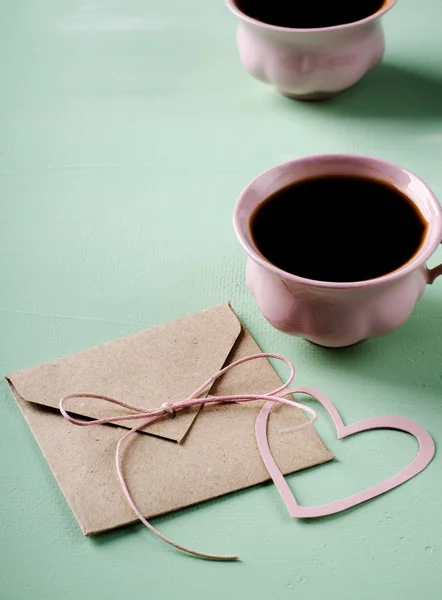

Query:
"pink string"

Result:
[[59, 353, 317, 561]]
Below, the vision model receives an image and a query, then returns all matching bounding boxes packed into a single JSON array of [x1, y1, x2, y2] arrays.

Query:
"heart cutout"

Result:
[[256, 387, 435, 518]]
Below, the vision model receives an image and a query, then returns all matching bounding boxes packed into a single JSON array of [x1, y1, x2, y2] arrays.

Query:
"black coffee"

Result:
[[236, 0, 385, 29], [250, 175, 427, 283]]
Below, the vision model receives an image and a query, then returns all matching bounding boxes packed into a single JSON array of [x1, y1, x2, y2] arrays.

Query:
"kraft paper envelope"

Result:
[[6, 303, 333, 535]]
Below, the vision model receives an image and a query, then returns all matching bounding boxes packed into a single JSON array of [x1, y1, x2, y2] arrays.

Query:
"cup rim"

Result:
[[225, 0, 397, 34], [233, 153, 442, 290]]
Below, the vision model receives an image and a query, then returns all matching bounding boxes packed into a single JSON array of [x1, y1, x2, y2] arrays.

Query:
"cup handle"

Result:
[[426, 241, 442, 284]]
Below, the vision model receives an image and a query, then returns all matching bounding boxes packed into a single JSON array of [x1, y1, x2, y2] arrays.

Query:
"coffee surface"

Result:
[[236, 0, 385, 28], [250, 175, 427, 283]]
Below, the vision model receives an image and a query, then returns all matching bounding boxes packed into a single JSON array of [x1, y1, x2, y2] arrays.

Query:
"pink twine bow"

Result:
[[59, 353, 317, 561]]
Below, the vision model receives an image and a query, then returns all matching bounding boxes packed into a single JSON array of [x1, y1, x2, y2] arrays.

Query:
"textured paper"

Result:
[[6, 303, 333, 535], [7, 305, 242, 442]]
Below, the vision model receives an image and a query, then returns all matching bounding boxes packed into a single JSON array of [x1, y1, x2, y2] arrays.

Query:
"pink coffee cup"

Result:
[[225, 0, 396, 100], [233, 154, 442, 347]]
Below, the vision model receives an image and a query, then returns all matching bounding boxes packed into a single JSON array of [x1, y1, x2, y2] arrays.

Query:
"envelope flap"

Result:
[[6, 303, 241, 442]]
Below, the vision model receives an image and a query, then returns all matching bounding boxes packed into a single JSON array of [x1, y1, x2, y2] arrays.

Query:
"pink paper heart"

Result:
[[256, 387, 435, 518]]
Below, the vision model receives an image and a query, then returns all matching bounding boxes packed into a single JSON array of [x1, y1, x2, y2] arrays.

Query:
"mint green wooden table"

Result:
[[2, 1, 442, 598]]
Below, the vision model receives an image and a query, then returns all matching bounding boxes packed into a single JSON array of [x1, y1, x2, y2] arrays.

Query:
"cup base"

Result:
[[305, 337, 366, 349], [279, 90, 339, 102]]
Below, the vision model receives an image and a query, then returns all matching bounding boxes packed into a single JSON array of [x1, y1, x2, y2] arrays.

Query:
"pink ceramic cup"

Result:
[[233, 154, 442, 348], [225, 0, 396, 100]]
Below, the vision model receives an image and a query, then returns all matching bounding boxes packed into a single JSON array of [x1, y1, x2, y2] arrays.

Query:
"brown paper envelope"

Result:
[[6, 304, 243, 442], [5, 304, 333, 534]]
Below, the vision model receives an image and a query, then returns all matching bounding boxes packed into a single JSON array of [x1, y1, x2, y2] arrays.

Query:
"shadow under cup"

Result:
[[233, 155, 442, 347]]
